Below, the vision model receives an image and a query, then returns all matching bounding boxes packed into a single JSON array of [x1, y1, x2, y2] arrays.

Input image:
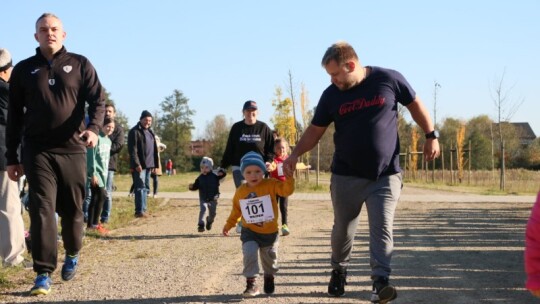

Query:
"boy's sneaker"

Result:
[[371, 277, 397, 303], [61, 254, 79, 281], [243, 277, 260, 297], [328, 269, 347, 297], [281, 224, 290, 236], [205, 217, 213, 230], [30, 273, 52, 295], [263, 274, 275, 294], [198, 224, 205, 232], [96, 223, 110, 235]]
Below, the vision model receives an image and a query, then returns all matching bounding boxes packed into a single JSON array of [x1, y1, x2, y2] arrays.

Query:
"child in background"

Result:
[[189, 157, 226, 232], [86, 118, 114, 235], [268, 138, 291, 236], [525, 191, 540, 298], [222, 151, 294, 297]]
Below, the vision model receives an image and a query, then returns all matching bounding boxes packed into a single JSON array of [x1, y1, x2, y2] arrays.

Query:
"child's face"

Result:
[[274, 142, 288, 157], [200, 165, 211, 174], [242, 165, 264, 187], [103, 122, 115, 136]]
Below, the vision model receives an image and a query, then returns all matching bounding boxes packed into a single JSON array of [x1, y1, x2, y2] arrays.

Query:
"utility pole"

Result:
[[433, 81, 441, 127]]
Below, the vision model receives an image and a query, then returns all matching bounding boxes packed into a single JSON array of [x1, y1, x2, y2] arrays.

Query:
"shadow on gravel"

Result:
[[280, 206, 536, 303], [104, 233, 223, 241]]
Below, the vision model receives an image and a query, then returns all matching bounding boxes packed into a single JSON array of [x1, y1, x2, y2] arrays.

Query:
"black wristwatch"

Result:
[[425, 130, 439, 139]]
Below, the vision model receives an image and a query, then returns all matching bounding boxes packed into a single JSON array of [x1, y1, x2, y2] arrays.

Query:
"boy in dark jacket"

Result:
[[189, 157, 226, 232]]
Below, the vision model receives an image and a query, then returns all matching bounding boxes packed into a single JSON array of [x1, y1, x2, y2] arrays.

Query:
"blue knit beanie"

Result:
[[240, 152, 266, 173]]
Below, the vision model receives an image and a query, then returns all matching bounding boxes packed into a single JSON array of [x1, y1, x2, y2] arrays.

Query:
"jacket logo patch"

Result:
[[48, 79, 55, 86], [63, 65, 72, 73], [30, 68, 40, 74]]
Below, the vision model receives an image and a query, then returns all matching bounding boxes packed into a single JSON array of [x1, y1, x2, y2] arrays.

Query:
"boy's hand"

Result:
[[91, 175, 99, 187], [188, 183, 194, 190], [222, 227, 230, 236], [217, 167, 226, 176]]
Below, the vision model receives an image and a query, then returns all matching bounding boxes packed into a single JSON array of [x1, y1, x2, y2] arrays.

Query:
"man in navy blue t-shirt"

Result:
[[284, 41, 440, 303]]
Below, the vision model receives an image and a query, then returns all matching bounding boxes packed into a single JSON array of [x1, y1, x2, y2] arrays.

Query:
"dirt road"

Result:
[[0, 185, 537, 303]]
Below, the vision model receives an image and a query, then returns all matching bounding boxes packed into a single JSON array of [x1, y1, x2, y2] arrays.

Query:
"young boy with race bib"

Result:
[[222, 151, 294, 297]]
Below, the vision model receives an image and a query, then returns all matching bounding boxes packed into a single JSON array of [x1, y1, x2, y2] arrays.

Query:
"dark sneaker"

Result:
[[135, 212, 148, 218], [205, 217, 213, 230], [30, 273, 52, 295], [328, 269, 347, 297], [61, 254, 79, 281], [264, 274, 275, 294], [371, 277, 397, 304], [198, 224, 205, 232], [243, 277, 260, 297]]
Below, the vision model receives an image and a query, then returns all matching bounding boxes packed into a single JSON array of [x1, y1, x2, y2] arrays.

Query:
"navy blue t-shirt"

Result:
[[312, 66, 415, 180]]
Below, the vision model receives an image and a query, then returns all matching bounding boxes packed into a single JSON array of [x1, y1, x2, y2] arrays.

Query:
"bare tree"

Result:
[[490, 68, 525, 190]]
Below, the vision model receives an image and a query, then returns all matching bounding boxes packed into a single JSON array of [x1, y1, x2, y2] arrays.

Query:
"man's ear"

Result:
[[345, 61, 356, 72]]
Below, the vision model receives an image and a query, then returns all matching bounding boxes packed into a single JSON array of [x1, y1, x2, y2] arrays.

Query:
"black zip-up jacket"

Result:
[[0, 78, 9, 170], [189, 171, 227, 202], [127, 122, 158, 170], [6, 47, 105, 164]]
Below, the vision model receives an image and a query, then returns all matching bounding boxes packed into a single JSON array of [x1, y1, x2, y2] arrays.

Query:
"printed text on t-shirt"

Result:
[[338, 95, 385, 115], [240, 134, 262, 143]]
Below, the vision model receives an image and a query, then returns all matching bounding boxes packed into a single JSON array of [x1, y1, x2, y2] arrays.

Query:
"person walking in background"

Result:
[[166, 159, 173, 176], [127, 110, 158, 218], [220, 100, 274, 188], [268, 137, 291, 236], [188, 156, 226, 232], [100, 103, 124, 223], [222, 152, 295, 297], [150, 135, 166, 198], [525, 191, 540, 298], [283, 41, 440, 303], [220, 100, 275, 234], [0, 48, 28, 268], [6, 13, 106, 295], [86, 118, 113, 235]]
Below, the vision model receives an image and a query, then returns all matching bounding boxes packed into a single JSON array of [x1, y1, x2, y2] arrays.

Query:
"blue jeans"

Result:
[[232, 168, 244, 188], [132, 169, 150, 214], [100, 171, 115, 222]]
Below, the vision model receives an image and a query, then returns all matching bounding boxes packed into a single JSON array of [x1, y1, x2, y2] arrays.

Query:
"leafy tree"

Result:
[[158, 90, 195, 172], [439, 117, 463, 170], [271, 86, 297, 145], [465, 115, 493, 170], [204, 114, 232, 166]]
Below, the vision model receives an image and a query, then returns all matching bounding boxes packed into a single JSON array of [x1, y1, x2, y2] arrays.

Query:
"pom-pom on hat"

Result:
[[200, 157, 214, 170], [140, 110, 152, 120], [240, 151, 266, 173]]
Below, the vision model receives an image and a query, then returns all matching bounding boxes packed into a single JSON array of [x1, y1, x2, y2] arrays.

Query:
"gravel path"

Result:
[[0, 185, 537, 303]]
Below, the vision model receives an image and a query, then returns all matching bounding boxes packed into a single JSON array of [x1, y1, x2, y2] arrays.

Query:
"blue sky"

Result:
[[2, 1, 539, 138]]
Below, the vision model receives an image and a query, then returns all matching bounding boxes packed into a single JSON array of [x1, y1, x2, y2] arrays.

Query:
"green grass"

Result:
[[113, 172, 200, 192]]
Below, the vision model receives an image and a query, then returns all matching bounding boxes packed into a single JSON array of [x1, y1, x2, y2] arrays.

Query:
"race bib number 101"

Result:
[[239, 195, 274, 224]]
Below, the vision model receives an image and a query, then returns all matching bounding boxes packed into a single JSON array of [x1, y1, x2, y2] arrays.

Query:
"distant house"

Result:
[[190, 140, 213, 156], [494, 122, 537, 146]]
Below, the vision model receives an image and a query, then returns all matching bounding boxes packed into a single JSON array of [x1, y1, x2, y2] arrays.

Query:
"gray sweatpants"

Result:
[[241, 228, 279, 278], [330, 173, 402, 280]]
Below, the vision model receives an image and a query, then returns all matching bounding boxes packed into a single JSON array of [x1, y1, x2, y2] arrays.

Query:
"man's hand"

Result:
[[7, 164, 24, 182], [283, 154, 299, 176], [423, 139, 440, 162], [80, 130, 98, 148]]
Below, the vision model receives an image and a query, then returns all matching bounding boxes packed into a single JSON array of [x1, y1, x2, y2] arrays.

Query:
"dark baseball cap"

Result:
[[242, 100, 258, 111]]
